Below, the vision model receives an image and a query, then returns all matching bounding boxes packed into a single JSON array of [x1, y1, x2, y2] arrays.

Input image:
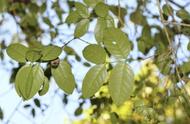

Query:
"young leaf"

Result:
[[108, 62, 134, 105], [51, 61, 76, 94], [74, 19, 89, 38], [95, 2, 109, 17], [6, 43, 28, 63], [103, 27, 131, 59], [82, 44, 107, 64], [82, 64, 107, 98], [83, 0, 103, 7], [38, 76, 49, 96], [75, 2, 90, 18], [15, 64, 44, 100], [65, 11, 82, 24], [41, 45, 62, 61]]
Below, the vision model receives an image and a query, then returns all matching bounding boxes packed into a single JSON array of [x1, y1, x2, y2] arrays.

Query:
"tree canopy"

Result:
[[0, 0, 190, 124]]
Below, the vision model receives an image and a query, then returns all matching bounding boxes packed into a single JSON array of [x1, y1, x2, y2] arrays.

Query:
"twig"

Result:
[[163, 21, 190, 27], [78, 38, 91, 44], [61, 38, 75, 49], [156, 0, 172, 47], [4, 100, 22, 124]]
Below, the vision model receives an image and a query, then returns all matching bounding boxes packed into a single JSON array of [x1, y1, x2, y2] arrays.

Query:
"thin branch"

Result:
[[61, 38, 75, 49], [78, 38, 91, 44], [5, 100, 22, 124], [163, 21, 190, 27], [168, 0, 184, 9], [156, 0, 172, 47]]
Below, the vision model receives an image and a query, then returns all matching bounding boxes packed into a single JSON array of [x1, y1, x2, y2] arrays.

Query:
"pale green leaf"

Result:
[[82, 64, 107, 98], [103, 27, 131, 58], [41, 45, 62, 61], [74, 19, 89, 38], [75, 2, 90, 18], [26, 50, 42, 62], [6, 43, 28, 63], [95, 2, 109, 17], [65, 11, 82, 24], [38, 76, 49, 96], [108, 62, 134, 105], [51, 61, 76, 94], [15, 64, 44, 100], [82, 44, 107, 64], [83, 0, 103, 7], [95, 16, 114, 43]]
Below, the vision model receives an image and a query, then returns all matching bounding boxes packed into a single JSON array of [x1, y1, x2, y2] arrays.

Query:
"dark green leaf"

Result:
[[34, 98, 41, 108]]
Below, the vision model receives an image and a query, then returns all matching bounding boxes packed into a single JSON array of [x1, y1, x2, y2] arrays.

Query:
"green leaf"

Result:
[[181, 61, 190, 74], [155, 52, 171, 75], [162, 4, 173, 16], [28, 41, 44, 51], [75, 2, 90, 18], [95, 16, 114, 43], [108, 62, 134, 105], [0, 107, 3, 120], [65, 11, 82, 24], [82, 64, 107, 98], [41, 45, 62, 61], [188, 41, 190, 51], [51, 61, 76, 94], [0, 0, 7, 12], [38, 76, 49, 96], [15, 64, 44, 100], [6, 43, 28, 63], [26, 50, 42, 62], [34, 98, 41, 108], [74, 19, 90, 38], [103, 27, 131, 59], [74, 107, 83, 116], [95, 2, 109, 17], [176, 9, 190, 20], [130, 10, 146, 25], [83, 0, 103, 7], [82, 44, 107, 64]]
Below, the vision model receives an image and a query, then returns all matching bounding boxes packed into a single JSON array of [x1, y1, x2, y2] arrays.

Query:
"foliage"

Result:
[[0, 0, 190, 123]]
